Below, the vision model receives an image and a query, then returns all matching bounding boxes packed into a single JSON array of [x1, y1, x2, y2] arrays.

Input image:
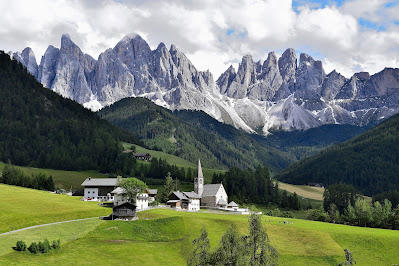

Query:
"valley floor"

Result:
[[1, 207, 398, 265]]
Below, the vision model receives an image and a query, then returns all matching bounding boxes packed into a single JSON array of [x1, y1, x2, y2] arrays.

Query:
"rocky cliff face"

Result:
[[11, 34, 399, 134], [8, 47, 38, 78]]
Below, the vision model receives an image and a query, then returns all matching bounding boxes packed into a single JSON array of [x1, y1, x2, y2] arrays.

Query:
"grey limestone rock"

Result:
[[12, 34, 399, 134]]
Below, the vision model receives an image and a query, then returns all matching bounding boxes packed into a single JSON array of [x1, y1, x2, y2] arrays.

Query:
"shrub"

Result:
[[264, 210, 274, 216], [15, 240, 27, 251], [280, 211, 295, 218], [306, 207, 328, 222], [52, 239, 61, 250], [38, 239, 51, 253], [28, 242, 39, 254]]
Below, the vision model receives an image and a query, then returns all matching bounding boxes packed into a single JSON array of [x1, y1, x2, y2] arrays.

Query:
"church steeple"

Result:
[[194, 159, 204, 196]]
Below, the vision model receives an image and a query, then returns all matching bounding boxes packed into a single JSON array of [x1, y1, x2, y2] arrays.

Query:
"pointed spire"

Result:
[[195, 159, 204, 179]]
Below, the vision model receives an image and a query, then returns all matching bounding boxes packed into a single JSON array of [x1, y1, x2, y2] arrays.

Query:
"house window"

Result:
[[88, 191, 90, 194]]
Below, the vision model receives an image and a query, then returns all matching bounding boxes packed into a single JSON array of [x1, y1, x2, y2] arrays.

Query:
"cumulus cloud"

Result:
[[1, 0, 399, 79]]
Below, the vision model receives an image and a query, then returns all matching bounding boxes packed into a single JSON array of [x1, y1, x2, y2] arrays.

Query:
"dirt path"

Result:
[[0, 217, 98, 236]]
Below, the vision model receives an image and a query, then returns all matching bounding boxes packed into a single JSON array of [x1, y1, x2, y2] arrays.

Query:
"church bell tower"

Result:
[[194, 159, 204, 196]]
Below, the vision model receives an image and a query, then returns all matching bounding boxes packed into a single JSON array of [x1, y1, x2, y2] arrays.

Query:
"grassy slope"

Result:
[[122, 142, 226, 183], [0, 219, 103, 257], [276, 181, 325, 201], [0, 162, 107, 191], [1, 209, 398, 265], [0, 184, 111, 233]]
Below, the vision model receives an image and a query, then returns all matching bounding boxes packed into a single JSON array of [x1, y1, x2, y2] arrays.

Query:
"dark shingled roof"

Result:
[[172, 191, 188, 200], [81, 178, 118, 187], [183, 191, 201, 199], [146, 189, 158, 195], [202, 184, 223, 197]]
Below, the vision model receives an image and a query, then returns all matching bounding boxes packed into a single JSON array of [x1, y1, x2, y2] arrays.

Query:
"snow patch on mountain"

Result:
[[10, 34, 399, 135]]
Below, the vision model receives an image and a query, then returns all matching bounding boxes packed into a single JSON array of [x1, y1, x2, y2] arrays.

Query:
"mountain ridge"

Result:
[[10, 33, 399, 134]]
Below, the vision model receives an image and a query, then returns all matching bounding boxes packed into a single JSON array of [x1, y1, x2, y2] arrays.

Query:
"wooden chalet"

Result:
[[133, 153, 152, 161], [307, 182, 325, 188], [112, 202, 136, 220]]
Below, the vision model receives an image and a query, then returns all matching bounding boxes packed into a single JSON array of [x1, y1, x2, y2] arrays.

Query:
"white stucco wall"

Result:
[[136, 193, 149, 210], [215, 185, 228, 206], [188, 199, 200, 211], [84, 188, 98, 200]]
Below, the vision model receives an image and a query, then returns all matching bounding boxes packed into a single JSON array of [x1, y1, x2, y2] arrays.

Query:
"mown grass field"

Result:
[[0, 184, 111, 233], [276, 181, 325, 201], [1, 207, 398, 265]]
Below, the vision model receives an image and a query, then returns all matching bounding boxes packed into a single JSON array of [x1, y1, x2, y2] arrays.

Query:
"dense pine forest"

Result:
[[277, 112, 399, 196], [0, 51, 141, 172], [212, 165, 300, 210]]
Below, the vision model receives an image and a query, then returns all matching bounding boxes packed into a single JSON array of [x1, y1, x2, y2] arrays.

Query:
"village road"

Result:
[[0, 217, 98, 236]]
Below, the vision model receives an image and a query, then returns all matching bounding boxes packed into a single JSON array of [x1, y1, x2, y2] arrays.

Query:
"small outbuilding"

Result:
[[227, 201, 239, 210], [112, 202, 136, 220], [307, 182, 325, 188], [133, 153, 152, 161], [146, 189, 158, 203]]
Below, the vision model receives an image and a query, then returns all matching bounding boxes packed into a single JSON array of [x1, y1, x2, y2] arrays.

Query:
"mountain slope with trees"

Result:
[[0, 51, 141, 172], [277, 112, 399, 196], [98, 97, 294, 171], [99, 96, 365, 172]]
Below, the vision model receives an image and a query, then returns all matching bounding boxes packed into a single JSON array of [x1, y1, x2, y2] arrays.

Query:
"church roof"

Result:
[[195, 159, 204, 179], [202, 184, 223, 197]]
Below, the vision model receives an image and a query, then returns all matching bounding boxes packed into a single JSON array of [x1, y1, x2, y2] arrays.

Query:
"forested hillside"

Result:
[[99, 97, 366, 172], [176, 111, 366, 160], [98, 97, 294, 171], [0, 51, 141, 172], [277, 112, 399, 196]]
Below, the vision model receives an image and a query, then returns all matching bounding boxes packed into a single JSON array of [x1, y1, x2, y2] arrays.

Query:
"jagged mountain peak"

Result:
[[299, 52, 315, 64], [354, 71, 370, 80], [13, 35, 399, 134], [60, 33, 77, 49], [120, 33, 142, 42], [156, 42, 167, 50]]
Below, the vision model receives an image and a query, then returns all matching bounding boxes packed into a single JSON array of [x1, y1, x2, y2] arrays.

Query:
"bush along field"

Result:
[[1, 208, 399, 265]]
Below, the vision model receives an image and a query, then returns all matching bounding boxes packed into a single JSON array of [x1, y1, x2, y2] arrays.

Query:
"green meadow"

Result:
[[0, 184, 111, 233], [0, 162, 107, 191], [0, 205, 398, 265]]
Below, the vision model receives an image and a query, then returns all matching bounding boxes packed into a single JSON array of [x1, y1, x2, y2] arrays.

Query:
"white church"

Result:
[[194, 159, 229, 208]]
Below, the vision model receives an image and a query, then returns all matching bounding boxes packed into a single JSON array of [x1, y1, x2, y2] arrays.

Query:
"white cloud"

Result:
[[1, 0, 399, 79]]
